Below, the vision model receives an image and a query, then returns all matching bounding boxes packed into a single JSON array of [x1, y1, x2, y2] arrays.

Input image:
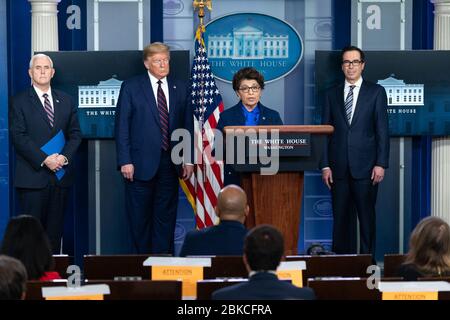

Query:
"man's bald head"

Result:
[[216, 185, 249, 223]]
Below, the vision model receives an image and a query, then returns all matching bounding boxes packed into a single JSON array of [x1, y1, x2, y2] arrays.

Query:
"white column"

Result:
[[431, 0, 450, 223], [29, 0, 61, 53]]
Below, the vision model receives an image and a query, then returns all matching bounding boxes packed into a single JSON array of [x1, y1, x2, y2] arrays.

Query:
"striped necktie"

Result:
[[157, 80, 169, 151], [345, 85, 355, 124], [42, 93, 54, 127]]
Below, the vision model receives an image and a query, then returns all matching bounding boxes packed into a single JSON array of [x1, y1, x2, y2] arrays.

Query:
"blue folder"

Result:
[[40, 130, 66, 180]]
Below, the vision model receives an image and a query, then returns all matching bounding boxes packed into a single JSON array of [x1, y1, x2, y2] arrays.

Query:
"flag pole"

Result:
[[193, 0, 212, 183], [183, 0, 223, 228]]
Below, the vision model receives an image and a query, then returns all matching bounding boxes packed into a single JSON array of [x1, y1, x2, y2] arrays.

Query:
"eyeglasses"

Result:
[[238, 86, 261, 93], [151, 58, 169, 66], [342, 60, 363, 67]]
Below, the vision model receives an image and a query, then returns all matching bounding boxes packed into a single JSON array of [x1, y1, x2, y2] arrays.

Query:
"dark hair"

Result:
[[404, 216, 450, 275], [232, 67, 265, 91], [306, 243, 334, 256], [0, 255, 27, 300], [0, 215, 54, 280], [244, 224, 283, 271], [341, 45, 365, 62]]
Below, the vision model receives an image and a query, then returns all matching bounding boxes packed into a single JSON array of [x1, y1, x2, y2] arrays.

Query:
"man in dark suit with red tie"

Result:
[[320, 46, 389, 256], [9, 54, 82, 253], [115, 42, 193, 254]]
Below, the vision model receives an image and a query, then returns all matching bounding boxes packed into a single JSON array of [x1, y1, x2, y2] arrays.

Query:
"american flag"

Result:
[[180, 25, 224, 229]]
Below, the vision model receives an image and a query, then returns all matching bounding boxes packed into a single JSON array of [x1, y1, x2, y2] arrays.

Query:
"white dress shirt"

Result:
[[343, 76, 363, 124], [33, 85, 54, 111], [148, 72, 170, 112]]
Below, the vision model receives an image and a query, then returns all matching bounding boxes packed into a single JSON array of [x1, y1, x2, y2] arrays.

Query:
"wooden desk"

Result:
[[307, 277, 402, 300], [287, 254, 373, 286], [197, 279, 247, 300], [26, 280, 67, 300], [26, 280, 181, 300], [383, 254, 406, 277], [418, 277, 450, 300], [87, 280, 182, 300], [82, 254, 375, 287], [203, 256, 247, 279], [53, 255, 72, 278], [83, 255, 246, 280], [83, 255, 153, 280]]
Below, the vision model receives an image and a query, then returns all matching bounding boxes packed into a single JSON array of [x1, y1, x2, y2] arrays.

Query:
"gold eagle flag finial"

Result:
[[193, 0, 212, 27]]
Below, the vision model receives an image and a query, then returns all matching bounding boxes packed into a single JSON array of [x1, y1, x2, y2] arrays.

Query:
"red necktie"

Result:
[[157, 80, 169, 151]]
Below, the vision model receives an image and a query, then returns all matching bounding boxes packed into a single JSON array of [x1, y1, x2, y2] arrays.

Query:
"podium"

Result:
[[223, 125, 334, 255]]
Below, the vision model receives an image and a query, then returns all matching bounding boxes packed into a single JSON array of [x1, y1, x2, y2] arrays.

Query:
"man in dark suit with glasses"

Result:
[[320, 46, 389, 257]]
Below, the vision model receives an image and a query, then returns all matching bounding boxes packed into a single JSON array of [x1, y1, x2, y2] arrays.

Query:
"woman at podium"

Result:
[[216, 67, 283, 186]]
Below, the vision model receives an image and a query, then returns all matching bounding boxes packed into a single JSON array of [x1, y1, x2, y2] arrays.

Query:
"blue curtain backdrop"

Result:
[[0, 0, 9, 242], [409, 0, 434, 249]]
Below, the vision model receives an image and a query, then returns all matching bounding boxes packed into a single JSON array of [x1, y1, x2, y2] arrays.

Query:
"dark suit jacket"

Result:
[[212, 272, 316, 300], [216, 102, 283, 132], [9, 87, 82, 188], [397, 263, 450, 281], [320, 80, 389, 179], [179, 220, 247, 257], [115, 74, 192, 180], [397, 264, 424, 281], [216, 102, 283, 185]]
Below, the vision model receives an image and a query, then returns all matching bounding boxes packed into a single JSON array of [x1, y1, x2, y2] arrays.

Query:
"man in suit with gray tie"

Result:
[[9, 54, 82, 253], [115, 42, 193, 254], [320, 46, 389, 256]]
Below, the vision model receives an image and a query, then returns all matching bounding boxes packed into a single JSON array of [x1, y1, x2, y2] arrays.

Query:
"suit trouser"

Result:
[[125, 150, 179, 254], [17, 185, 68, 254], [331, 174, 378, 255]]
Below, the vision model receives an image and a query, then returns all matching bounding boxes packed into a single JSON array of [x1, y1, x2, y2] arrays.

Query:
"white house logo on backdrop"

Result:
[[377, 75, 424, 107], [314, 20, 332, 39], [78, 77, 123, 109], [163, 0, 184, 16], [77, 77, 123, 137], [208, 25, 289, 59], [313, 198, 333, 218], [205, 13, 303, 83]]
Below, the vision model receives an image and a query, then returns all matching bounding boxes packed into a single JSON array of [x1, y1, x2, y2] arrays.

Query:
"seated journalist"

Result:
[[1, 215, 62, 281], [397, 216, 450, 280], [179, 184, 248, 256], [212, 224, 316, 300]]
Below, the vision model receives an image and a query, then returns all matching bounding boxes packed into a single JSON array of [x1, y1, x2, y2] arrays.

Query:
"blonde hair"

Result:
[[142, 42, 170, 61], [404, 216, 450, 275]]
